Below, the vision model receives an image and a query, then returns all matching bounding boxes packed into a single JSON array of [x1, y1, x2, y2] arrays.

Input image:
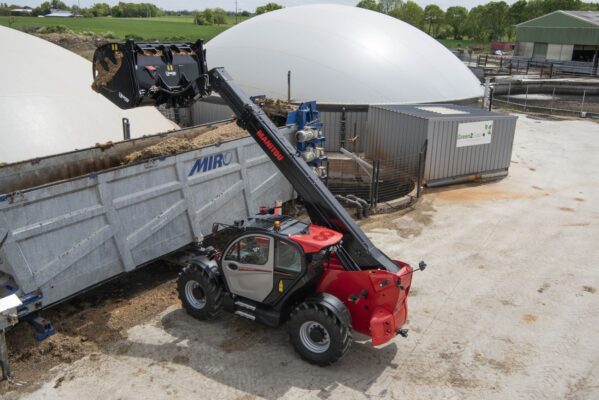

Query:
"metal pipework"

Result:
[[346, 195, 370, 217], [335, 195, 364, 219]]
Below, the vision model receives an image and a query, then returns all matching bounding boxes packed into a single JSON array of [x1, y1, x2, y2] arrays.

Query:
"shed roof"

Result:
[[563, 10, 599, 26], [516, 10, 599, 45], [517, 10, 599, 27], [369, 104, 512, 120], [45, 11, 74, 17]]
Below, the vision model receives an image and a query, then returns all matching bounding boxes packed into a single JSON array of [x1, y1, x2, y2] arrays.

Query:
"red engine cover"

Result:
[[316, 257, 412, 346], [289, 225, 343, 254]]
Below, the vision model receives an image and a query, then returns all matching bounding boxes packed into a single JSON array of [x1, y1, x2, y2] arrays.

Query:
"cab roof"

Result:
[[246, 215, 342, 253]]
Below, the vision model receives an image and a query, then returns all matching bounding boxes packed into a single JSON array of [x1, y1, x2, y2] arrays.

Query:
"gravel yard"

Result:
[[2, 114, 598, 400]]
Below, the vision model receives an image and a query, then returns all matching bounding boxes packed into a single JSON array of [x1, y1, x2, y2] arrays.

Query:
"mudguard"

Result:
[[189, 255, 220, 281], [303, 292, 351, 328]]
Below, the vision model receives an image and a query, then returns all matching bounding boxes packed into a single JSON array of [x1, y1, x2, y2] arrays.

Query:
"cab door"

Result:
[[222, 234, 274, 302], [263, 238, 306, 305]]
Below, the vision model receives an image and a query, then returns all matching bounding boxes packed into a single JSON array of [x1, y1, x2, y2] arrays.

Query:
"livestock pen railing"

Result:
[[477, 55, 599, 78], [325, 141, 428, 217], [491, 81, 599, 119]]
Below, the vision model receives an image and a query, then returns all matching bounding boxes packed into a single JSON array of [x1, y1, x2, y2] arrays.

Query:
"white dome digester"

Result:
[[206, 4, 482, 105], [0, 26, 178, 164]]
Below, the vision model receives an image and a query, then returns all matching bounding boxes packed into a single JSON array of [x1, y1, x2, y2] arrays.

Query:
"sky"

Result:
[[20, 0, 518, 12]]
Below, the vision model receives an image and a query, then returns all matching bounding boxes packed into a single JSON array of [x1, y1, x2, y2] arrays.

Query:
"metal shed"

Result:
[[366, 104, 517, 186], [190, 100, 480, 154], [515, 10, 599, 65]]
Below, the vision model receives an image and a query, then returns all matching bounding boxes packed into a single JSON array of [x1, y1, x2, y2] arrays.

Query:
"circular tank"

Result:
[[0, 26, 178, 164], [206, 4, 483, 105]]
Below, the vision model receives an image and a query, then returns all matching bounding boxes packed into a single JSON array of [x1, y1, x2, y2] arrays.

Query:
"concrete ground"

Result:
[[5, 114, 599, 400]]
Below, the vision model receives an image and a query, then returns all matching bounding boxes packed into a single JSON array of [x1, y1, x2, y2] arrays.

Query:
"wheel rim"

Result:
[[184, 280, 206, 309], [299, 321, 330, 354]]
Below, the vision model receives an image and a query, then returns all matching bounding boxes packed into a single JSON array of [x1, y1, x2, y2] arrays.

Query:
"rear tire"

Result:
[[287, 302, 352, 366], [177, 264, 223, 320]]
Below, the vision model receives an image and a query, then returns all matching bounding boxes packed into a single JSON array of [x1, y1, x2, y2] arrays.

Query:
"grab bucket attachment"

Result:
[[92, 39, 210, 109]]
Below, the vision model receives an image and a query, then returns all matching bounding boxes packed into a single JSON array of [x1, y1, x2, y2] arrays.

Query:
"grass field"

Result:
[[0, 16, 491, 50], [0, 16, 248, 41], [437, 38, 488, 49], [140, 15, 248, 24]]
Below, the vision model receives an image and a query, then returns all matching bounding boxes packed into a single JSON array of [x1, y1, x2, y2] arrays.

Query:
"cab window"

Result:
[[229, 235, 270, 265], [276, 240, 302, 273], [224, 242, 239, 261]]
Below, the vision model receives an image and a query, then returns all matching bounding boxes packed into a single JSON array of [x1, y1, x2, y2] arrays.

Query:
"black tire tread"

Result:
[[177, 264, 223, 320], [287, 302, 352, 366]]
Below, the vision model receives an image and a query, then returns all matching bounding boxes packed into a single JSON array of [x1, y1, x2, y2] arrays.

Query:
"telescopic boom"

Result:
[[92, 39, 399, 273]]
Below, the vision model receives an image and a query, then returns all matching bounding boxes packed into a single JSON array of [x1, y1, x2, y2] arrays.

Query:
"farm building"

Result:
[[9, 8, 32, 15], [44, 9, 76, 17], [514, 10, 599, 63]]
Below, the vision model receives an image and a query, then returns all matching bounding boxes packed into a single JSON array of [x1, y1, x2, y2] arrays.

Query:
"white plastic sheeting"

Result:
[[207, 4, 482, 105], [0, 26, 178, 164]]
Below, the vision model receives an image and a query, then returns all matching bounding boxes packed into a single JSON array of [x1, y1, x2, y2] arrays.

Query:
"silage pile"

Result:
[[123, 122, 248, 163]]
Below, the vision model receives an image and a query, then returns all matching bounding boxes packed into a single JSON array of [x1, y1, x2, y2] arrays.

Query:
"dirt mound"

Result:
[[1, 263, 180, 393], [31, 32, 109, 61], [123, 122, 248, 163]]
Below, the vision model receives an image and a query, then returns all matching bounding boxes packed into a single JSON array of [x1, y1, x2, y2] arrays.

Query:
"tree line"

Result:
[[192, 3, 281, 25], [357, 0, 599, 41], [0, 1, 163, 17], [10, 0, 594, 40], [0, 1, 280, 20]]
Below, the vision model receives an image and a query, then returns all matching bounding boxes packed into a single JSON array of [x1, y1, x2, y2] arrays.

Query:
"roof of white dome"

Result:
[[206, 4, 482, 105], [0, 26, 178, 164]]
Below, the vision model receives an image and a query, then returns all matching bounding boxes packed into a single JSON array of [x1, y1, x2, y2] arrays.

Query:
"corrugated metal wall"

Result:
[[319, 109, 369, 153], [516, 27, 599, 46], [189, 99, 371, 153], [190, 99, 235, 125], [366, 105, 517, 185], [425, 115, 517, 182], [366, 107, 427, 172], [0, 134, 294, 307]]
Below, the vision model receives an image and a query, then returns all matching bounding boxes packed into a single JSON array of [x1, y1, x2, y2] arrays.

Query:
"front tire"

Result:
[[287, 302, 352, 366], [177, 264, 223, 320]]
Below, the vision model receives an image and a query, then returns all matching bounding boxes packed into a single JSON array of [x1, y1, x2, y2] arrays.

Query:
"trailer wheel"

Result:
[[177, 265, 223, 320], [287, 303, 352, 366]]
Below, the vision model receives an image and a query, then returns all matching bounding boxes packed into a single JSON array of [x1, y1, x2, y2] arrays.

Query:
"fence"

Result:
[[477, 55, 599, 78], [491, 82, 599, 119], [326, 142, 427, 216]]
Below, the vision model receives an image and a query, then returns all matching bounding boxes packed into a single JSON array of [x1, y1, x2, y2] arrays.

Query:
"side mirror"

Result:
[[418, 261, 427, 271]]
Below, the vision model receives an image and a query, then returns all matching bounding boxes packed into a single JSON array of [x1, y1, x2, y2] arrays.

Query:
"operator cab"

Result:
[[241, 215, 344, 254], [217, 215, 342, 310]]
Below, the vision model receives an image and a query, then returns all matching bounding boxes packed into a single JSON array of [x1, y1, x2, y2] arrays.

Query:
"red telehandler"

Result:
[[93, 40, 425, 365]]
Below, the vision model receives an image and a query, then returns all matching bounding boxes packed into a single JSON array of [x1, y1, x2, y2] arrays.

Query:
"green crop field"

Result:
[[437, 39, 489, 51], [141, 15, 248, 24], [0, 16, 489, 51], [0, 16, 248, 41]]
